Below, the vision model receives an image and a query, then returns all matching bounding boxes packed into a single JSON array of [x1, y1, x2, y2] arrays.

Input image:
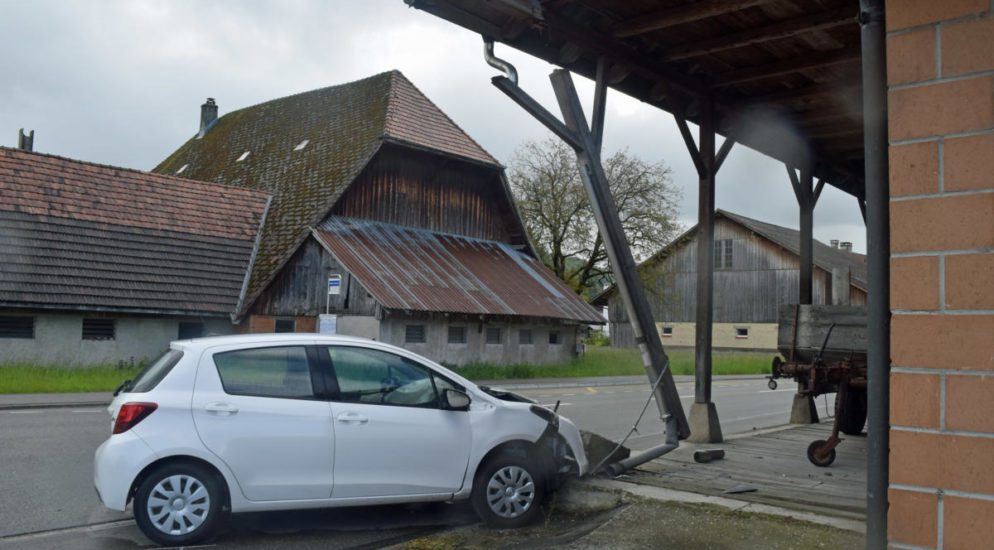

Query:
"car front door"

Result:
[[323, 345, 472, 499], [192, 344, 335, 501]]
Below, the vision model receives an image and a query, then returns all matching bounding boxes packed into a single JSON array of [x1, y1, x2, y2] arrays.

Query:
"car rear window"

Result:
[[129, 349, 184, 393], [213, 346, 314, 399]]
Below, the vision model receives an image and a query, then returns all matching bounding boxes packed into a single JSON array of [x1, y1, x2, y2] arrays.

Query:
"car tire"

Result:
[[471, 451, 546, 528], [133, 462, 224, 546]]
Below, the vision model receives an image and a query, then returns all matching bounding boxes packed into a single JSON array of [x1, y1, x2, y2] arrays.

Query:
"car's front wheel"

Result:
[[471, 451, 546, 528], [133, 462, 223, 546]]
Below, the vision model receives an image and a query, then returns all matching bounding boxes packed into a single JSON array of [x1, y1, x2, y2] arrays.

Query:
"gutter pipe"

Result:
[[859, 1, 890, 548]]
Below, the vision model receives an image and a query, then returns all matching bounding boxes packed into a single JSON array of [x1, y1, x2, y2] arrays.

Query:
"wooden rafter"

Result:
[[661, 7, 857, 61], [612, 0, 773, 37], [713, 46, 861, 88]]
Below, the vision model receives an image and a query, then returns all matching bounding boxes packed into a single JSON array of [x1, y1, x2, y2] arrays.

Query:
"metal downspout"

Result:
[[859, 1, 890, 548]]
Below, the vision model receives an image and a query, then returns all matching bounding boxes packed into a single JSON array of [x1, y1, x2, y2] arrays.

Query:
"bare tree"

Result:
[[509, 137, 681, 297]]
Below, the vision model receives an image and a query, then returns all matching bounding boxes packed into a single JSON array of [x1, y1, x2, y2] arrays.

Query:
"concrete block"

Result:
[[789, 393, 820, 424], [687, 401, 723, 443]]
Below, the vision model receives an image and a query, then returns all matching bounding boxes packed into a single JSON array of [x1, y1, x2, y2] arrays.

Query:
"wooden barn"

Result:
[[593, 210, 866, 351], [154, 71, 602, 365]]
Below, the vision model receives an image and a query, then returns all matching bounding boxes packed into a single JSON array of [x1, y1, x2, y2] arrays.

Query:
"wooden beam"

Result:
[[747, 81, 860, 105], [713, 46, 861, 88], [613, 0, 773, 37], [661, 7, 857, 62], [715, 137, 736, 173], [591, 56, 608, 155]]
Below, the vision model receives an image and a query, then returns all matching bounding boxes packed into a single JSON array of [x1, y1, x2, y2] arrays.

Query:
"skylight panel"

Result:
[[176, 164, 188, 175], [294, 139, 309, 151], [236, 151, 250, 162]]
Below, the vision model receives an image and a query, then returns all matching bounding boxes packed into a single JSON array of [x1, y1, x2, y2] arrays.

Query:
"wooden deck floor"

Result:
[[625, 423, 867, 521]]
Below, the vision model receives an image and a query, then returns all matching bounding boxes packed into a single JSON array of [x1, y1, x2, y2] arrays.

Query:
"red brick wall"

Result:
[[887, 2, 994, 549]]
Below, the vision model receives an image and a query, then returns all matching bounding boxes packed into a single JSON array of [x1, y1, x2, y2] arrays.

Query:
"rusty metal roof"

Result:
[[313, 217, 604, 324]]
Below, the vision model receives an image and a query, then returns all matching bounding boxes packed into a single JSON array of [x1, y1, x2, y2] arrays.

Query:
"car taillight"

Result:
[[113, 402, 158, 434]]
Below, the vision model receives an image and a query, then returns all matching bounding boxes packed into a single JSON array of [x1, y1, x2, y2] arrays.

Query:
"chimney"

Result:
[[830, 239, 839, 249], [17, 129, 34, 152], [840, 242, 853, 252], [198, 98, 218, 138]]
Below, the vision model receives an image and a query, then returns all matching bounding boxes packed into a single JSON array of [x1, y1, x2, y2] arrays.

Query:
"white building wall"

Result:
[[0, 313, 233, 366]]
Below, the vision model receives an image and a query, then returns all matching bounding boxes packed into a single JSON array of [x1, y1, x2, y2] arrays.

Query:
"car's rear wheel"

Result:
[[133, 462, 223, 546], [471, 451, 545, 528]]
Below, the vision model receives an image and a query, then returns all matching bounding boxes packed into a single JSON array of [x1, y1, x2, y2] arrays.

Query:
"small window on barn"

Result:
[[82, 318, 115, 340], [405, 324, 426, 344], [274, 318, 296, 333], [178, 321, 205, 340], [549, 331, 560, 345], [714, 240, 723, 270], [735, 327, 749, 339], [724, 239, 733, 269], [0, 316, 34, 339], [519, 329, 533, 345], [294, 139, 309, 151], [661, 326, 673, 337], [236, 151, 250, 162], [448, 326, 466, 344], [176, 164, 188, 175], [485, 327, 502, 345]]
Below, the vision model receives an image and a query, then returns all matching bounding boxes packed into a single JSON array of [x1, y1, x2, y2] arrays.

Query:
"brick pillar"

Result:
[[886, 2, 994, 548]]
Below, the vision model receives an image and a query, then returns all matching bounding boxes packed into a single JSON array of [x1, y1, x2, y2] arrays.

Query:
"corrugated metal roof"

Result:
[[313, 217, 603, 324], [0, 148, 269, 316]]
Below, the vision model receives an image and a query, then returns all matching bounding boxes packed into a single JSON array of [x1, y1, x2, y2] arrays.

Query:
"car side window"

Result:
[[213, 346, 314, 399], [327, 346, 443, 408]]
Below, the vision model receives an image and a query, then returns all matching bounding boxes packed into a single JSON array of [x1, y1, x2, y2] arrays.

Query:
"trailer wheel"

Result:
[[838, 388, 867, 436], [767, 378, 778, 391], [806, 440, 836, 467]]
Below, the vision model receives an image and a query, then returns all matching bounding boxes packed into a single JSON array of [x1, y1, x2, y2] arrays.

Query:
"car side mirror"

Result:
[[443, 389, 471, 411]]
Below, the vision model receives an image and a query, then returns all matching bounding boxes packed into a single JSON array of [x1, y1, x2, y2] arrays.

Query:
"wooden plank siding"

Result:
[[331, 146, 525, 245], [250, 238, 378, 317], [608, 218, 866, 347]]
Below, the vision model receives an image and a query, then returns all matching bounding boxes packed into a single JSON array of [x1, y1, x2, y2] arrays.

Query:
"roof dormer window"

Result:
[[176, 164, 188, 175], [294, 139, 309, 151], [236, 151, 250, 162]]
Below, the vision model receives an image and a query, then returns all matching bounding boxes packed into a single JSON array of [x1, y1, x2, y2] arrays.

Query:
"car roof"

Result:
[[173, 333, 374, 350]]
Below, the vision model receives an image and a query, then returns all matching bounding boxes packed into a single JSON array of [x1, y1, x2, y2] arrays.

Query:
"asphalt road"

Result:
[[0, 376, 809, 548], [516, 378, 806, 451]]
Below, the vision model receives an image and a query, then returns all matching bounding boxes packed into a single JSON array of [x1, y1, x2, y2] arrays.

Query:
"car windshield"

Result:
[[127, 349, 184, 393]]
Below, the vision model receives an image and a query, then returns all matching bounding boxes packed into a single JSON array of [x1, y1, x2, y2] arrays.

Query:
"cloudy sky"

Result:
[[0, 0, 866, 252]]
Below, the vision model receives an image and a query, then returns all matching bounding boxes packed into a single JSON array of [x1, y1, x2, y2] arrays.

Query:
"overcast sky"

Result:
[[0, 0, 866, 252]]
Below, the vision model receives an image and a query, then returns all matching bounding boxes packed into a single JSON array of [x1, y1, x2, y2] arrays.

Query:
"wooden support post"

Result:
[[787, 164, 815, 305], [694, 98, 716, 406], [544, 70, 689, 440]]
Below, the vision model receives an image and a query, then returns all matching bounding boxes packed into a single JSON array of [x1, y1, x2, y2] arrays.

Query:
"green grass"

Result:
[[0, 364, 141, 394], [0, 347, 772, 394], [450, 346, 772, 381]]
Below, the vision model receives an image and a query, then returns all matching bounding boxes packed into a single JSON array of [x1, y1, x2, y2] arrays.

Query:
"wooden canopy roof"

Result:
[[407, 0, 865, 199]]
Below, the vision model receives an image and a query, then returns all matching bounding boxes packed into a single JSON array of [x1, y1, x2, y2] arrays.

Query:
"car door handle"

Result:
[[336, 412, 368, 425], [205, 402, 239, 416]]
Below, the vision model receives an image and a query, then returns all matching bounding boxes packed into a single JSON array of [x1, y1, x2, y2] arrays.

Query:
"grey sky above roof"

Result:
[[0, 0, 866, 253]]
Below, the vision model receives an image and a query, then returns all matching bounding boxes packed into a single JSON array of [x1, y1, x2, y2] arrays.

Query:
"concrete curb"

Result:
[[0, 401, 109, 411], [580, 477, 866, 534]]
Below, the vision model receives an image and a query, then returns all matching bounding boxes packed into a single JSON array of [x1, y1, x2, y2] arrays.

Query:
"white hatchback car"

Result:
[[94, 334, 588, 546]]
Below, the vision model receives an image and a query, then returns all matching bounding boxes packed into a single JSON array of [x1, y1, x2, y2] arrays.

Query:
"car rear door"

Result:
[[321, 345, 472, 499], [192, 343, 335, 501]]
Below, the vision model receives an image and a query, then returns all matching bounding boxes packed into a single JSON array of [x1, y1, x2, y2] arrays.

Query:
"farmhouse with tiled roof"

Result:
[[0, 147, 269, 365], [154, 71, 601, 365]]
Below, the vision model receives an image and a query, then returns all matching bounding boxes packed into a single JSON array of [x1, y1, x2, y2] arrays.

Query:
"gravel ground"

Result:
[[392, 486, 863, 550]]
